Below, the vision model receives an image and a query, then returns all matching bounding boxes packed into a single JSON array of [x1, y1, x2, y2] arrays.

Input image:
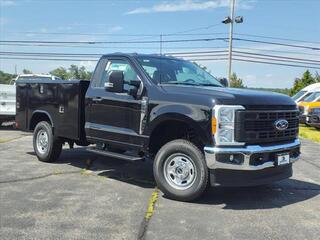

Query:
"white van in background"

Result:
[[292, 83, 320, 103], [0, 83, 16, 126]]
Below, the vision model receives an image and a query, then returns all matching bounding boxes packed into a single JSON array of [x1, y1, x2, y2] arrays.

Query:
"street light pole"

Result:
[[227, 0, 236, 81]]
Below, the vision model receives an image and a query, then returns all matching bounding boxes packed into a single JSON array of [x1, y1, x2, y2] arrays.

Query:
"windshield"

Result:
[[304, 91, 320, 102], [136, 56, 222, 87], [292, 90, 306, 100]]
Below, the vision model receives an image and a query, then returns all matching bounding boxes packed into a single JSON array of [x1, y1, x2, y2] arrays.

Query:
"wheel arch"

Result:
[[146, 113, 210, 156], [29, 110, 54, 131]]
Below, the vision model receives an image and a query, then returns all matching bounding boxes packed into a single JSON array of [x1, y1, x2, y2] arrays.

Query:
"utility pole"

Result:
[[160, 34, 163, 55], [222, 0, 243, 82], [227, 0, 236, 81]]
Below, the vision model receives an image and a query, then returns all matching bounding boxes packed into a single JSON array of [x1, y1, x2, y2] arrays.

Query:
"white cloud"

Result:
[[0, 0, 16, 7], [126, 0, 253, 15]]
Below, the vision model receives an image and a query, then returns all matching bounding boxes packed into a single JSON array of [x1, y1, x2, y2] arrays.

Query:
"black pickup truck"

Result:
[[16, 53, 301, 201]]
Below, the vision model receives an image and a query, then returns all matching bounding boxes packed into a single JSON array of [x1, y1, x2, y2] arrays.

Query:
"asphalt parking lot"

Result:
[[0, 128, 319, 240]]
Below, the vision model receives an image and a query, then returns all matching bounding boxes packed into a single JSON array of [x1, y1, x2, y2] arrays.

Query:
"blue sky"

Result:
[[0, 0, 319, 88]]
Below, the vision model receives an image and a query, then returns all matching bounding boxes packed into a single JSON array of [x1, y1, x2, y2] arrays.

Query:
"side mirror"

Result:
[[105, 71, 124, 93], [219, 78, 229, 87], [127, 80, 141, 98], [129, 80, 141, 88]]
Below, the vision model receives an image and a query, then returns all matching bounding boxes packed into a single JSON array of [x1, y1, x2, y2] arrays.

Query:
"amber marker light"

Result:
[[212, 116, 217, 135]]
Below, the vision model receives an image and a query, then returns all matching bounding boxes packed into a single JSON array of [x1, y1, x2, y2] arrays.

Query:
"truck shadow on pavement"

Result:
[[30, 147, 320, 209], [53, 148, 156, 189], [198, 180, 320, 210]]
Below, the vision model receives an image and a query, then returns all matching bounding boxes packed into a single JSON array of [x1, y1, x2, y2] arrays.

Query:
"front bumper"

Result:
[[204, 139, 300, 186]]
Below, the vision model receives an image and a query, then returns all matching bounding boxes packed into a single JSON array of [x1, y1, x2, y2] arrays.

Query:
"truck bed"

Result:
[[16, 80, 90, 141]]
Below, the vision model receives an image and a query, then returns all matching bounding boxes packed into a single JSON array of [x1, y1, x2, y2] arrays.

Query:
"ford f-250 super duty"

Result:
[[16, 53, 301, 201]]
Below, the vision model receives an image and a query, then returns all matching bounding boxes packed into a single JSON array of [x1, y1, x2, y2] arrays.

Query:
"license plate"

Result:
[[277, 153, 290, 166]]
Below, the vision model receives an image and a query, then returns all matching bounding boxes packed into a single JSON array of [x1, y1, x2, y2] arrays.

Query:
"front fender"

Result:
[[144, 103, 212, 145]]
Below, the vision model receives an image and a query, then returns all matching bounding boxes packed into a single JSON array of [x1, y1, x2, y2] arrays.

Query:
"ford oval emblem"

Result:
[[274, 119, 289, 131]]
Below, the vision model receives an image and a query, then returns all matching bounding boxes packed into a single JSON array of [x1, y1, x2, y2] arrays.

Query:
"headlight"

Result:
[[213, 105, 245, 146], [304, 106, 309, 115]]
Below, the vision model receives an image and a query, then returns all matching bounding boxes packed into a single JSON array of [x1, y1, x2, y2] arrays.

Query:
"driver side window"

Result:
[[100, 59, 138, 91]]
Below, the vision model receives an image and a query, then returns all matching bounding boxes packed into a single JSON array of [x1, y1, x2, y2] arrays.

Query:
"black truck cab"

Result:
[[16, 53, 301, 201]]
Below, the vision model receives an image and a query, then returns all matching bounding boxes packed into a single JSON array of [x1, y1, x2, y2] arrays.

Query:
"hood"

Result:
[[160, 85, 296, 108]]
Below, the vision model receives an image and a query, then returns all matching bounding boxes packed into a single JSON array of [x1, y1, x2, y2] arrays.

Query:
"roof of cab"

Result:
[[101, 53, 181, 61]]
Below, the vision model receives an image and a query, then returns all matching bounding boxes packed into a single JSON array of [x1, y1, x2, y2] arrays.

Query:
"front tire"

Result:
[[33, 121, 62, 162], [153, 139, 208, 201]]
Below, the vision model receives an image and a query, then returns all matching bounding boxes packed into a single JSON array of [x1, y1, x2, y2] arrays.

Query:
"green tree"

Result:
[[0, 70, 14, 84], [229, 72, 245, 88], [68, 65, 92, 80], [68, 64, 80, 79], [78, 66, 92, 80], [50, 67, 70, 80], [289, 70, 318, 96], [22, 69, 32, 74], [50, 65, 92, 80]]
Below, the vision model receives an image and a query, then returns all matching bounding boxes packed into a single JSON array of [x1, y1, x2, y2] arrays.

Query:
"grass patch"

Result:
[[299, 125, 320, 143], [0, 137, 20, 143]]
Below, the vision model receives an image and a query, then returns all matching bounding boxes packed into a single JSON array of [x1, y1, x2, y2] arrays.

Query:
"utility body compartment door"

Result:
[[85, 57, 146, 150]]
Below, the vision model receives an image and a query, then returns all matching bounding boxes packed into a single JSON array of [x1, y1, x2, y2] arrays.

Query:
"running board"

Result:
[[87, 147, 144, 161]]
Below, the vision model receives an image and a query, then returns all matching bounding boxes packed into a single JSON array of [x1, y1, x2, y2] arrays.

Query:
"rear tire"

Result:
[[33, 121, 62, 162], [153, 139, 208, 202]]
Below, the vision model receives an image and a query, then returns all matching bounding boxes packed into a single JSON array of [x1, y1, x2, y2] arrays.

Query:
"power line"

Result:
[[233, 47, 320, 57], [163, 23, 222, 36], [234, 33, 320, 44], [0, 56, 98, 61], [234, 38, 320, 50], [0, 43, 229, 50], [0, 37, 227, 45], [233, 54, 320, 66], [1, 37, 318, 51], [3, 30, 319, 45], [168, 50, 320, 64], [189, 57, 320, 69], [181, 54, 320, 66], [233, 51, 320, 63], [0, 51, 101, 57], [2, 50, 319, 66], [2, 55, 320, 70]]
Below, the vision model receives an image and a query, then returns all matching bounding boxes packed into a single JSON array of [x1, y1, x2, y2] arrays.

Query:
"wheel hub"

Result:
[[164, 154, 197, 190], [36, 130, 49, 154]]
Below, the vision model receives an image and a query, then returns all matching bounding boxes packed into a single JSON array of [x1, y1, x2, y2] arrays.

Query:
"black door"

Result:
[[85, 57, 147, 150]]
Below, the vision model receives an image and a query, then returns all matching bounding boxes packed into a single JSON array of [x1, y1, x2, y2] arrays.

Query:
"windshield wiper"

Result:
[[164, 81, 201, 86], [199, 83, 222, 87]]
